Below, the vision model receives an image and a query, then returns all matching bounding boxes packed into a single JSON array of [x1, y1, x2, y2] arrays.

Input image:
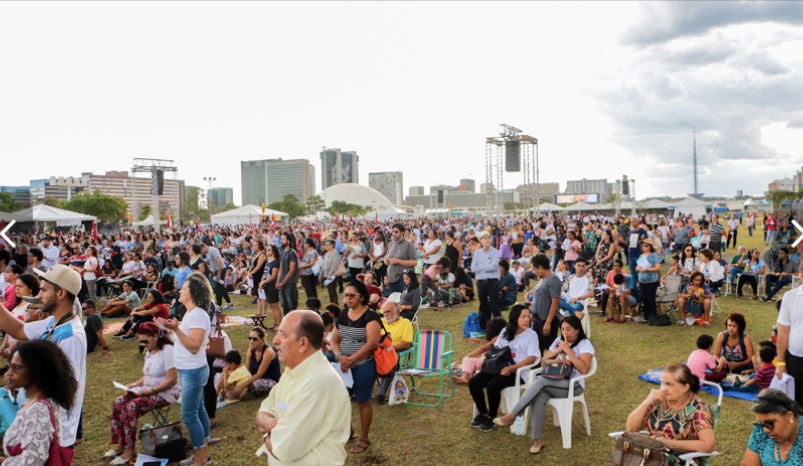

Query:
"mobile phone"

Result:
[[22, 296, 42, 305]]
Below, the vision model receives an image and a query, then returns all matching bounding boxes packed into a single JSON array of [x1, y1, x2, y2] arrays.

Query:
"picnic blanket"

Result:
[[638, 367, 758, 402]]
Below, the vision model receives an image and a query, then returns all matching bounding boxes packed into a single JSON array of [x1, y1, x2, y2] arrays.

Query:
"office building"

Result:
[[564, 178, 611, 201], [516, 182, 560, 202], [480, 183, 495, 193], [405, 190, 520, 210], [47, 172, 184, 220], [241, 158, 315, 206], [320, 148, 358, 189], [30, 178, 88, 204], [409, 186, 424, 196], [369, 172, 404, 206], [458, 179, 476, 193], [0, 186, 32, 207], [208, 187, 233, 207]]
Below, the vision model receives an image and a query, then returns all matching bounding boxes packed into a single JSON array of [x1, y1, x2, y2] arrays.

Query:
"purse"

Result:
[[543, 360, 573, 380], [206, 311, 226, 359], [43, 400, 74, 466], [334, 261, 347, 278], [139, 421, 186, 458], [611, 432, 673, 466], [374, 320, 399, 377], [481, 346, 515, 375]]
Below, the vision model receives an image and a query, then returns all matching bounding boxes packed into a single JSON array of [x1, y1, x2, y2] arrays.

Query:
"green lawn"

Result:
[[76, 224, 785, 465]]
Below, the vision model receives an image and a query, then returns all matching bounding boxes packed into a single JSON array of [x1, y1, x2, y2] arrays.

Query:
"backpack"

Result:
[[463, 312, 482, 338]]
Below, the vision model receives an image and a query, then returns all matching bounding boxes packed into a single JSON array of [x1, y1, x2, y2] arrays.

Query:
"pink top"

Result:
[[687, 349, 717, 381], [425, 264, 441, 279], [3, 284, 15, 310]]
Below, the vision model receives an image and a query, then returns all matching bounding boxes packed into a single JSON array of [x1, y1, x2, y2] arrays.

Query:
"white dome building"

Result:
[[320, 183, 409, 220]]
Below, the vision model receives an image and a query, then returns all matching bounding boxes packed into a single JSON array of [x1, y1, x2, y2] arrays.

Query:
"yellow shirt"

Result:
[[382, 317, 414, 348], [227, 365, 251, 387], [259, 351, 351, 466]]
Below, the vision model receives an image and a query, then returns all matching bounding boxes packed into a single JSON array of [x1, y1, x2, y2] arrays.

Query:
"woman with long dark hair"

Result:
[[298, 239, 320, 299], [469, 304, 540, 433], [399, 269, 421, 321], [493, 315, 593, 453], [2, 340, 77, 465]]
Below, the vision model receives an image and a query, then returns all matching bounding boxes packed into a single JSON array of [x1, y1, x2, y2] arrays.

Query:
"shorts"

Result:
[[626, 295, 637, 307], [350, 359, 377, 403], [263, 282, 279, 304], [685, 301, 704, 316]]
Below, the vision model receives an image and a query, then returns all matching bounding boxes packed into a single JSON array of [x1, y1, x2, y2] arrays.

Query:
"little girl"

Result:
[[420, 257, 451, 309]]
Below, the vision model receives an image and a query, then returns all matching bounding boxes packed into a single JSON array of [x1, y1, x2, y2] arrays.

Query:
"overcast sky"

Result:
[[2, 1, 802, 203]]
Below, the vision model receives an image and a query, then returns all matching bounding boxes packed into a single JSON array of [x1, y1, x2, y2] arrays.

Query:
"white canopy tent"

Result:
[[132, 214, 167, 227], [533, 202, 564, 212], [0, 211, 20, 222], [673, 197, 707, 219], [13, 205, 96, 226], [639, 199, 670, 210], [565, 201, 598, 212], [211, 204, 289, 226]]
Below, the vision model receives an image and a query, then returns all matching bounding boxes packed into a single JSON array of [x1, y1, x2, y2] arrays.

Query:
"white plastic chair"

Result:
[[608, 380, 723, 466], [581, 298, 591, 338], [529, 355, 597, 448], [472, 358, 540, 435]]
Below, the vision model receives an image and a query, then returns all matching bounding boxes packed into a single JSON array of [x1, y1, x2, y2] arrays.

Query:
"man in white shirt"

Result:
[[256, 310, 350, 465], [0, 264, 86, 447], [558, 259, 594, 319], [727, 216, 740, 249], [776, 263, 803, 403], [39, 236, 60, 269]]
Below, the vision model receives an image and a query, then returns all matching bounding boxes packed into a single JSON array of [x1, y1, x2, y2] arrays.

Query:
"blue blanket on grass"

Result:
[[638, 368, 758, 402]]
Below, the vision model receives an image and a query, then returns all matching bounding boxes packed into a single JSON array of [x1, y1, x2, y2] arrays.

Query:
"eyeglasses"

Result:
[[754, 420, 778, 432], [343, 293, 358, 298], [138, 339, 150, 344], [8, 363, 24, 373], [248, 337, 259, 341]]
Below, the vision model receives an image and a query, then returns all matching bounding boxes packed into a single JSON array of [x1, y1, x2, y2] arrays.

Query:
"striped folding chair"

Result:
[[398, 330, 454, 408]]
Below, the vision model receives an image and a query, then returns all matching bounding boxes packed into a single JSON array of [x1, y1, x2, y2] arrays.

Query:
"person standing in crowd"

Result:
[[530, 254, 561, 353], [158, 273, 212, 466], [627, 217, 648, 280], [385, 223, 418, 294], [24, 248, 47, 276], [0, 264, 86, 447], [276, 232, 299, 316], [777, 266, 803, 403], [256, 310, 351, 465], [320, 240, 342, 305], [298, 239, 320, 300], [636, 241, 662, 326], [472, 231, 501, 329], [727, 215, 740, 249], [1, 340, 78, 465], [708, 214, 725, 254], [344, 234, 367, 282], [368, 229, 388, 284], [202, 243, 233, 311]]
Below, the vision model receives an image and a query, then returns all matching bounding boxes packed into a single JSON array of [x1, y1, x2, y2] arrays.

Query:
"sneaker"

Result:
[[112, 331, 126, 339], [180, 456, 211, 466], [632, 316, 647, 324], [222, 303, 234, 310], [479, 418, 495, 432], [470, 414, 487, 429], [120, 334, 136, 341], [760, 296, 769, 303]]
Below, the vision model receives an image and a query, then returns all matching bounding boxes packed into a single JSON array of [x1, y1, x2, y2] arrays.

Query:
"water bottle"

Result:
[[142, 423, 153, 431]]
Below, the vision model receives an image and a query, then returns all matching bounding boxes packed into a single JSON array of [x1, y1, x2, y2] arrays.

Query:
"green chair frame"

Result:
[[398, 330, 454, 408]]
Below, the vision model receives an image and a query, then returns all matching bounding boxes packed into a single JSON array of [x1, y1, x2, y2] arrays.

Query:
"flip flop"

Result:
[[603, 317, 614, 323], [614, 318, 626, 324], [529, 441, 544, 454], [350, 439, 370, 454]]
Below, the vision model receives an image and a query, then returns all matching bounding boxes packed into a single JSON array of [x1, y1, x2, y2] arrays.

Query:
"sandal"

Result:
[[614, 318, 626, 324], [603, 317, 614, 323], [349, 430, 359, 442], [350, 439, 370, 454], [676, 320, 686, 326]]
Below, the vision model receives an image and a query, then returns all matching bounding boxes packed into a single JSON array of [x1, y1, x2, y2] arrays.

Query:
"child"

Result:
[[420, 257, 451, 309], [510, 261, 525, 292], [437, 269, 460, 307], [305, 297, 321, 314], [661, 255, 680, 284], [453, 317, 506, 385], [555, 260, 569, 282], [217, 350, 252, 401], [733, 345, 777, 391], [321, 312, 336, 362], [687, 334, 725, 382], [604, 274, 636, 323]]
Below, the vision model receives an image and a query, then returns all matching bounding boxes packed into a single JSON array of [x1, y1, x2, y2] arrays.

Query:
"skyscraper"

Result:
[[208, 187, 233, 207], [368, 172, 404, 206], [320, 148, 359, 190], [241, 159, 315, 206]]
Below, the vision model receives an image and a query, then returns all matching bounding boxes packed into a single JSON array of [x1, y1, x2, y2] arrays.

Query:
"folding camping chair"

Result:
[[656, 275, 682, 320], [398, 330, 454, 408]]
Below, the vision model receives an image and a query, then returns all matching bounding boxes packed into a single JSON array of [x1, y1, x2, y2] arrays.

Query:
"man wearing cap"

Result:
[[0, 264, 87, 447], [472, 231, 501, 329]]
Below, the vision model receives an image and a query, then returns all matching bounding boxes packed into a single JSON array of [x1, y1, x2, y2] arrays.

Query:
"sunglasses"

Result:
[[754, 420, 778, 432], [248, 337, 260, 341]]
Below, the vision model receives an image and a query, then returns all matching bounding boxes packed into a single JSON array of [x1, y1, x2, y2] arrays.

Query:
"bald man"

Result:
[[256, 310, 351, 465]]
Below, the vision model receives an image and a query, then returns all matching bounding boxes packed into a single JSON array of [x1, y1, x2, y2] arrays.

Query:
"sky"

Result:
[[2, 1, 802, 204]]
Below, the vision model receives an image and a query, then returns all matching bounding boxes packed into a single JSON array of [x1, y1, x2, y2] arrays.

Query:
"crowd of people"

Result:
[[0, 208, 799, 464]]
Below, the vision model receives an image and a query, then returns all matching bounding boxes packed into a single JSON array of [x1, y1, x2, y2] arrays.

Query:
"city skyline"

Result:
[[2, 2, 802, 204]]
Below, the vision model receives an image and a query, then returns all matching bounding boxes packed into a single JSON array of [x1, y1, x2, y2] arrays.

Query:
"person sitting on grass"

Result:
[[677, 272, 712, 327], [217, 350, 252, 401], [603, 273, 637, 324], [453, 317, 507, 385], [83, 300, 110, 355], [420, 257, 451, 309], [558, 258, 594, 320], [114, 289, 169, 340], [101, 281, 141, 318], [733, 345, 777, 392], [497, 260, 518, 309], [305, 298, 321, 314], [687, 334, 725, 383], [713, 312, 755, 376]]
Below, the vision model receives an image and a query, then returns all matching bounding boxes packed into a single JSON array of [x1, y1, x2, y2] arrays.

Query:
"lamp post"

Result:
[[203, 176, 216, 224]]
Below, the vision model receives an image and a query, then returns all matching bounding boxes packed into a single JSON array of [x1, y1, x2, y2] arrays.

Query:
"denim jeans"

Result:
[[765, 275, 792, 300], [559, 298, 585, 316], [388, 278, 406, 294], [179, 365, 211, 449], [279, 282, 298, 316]]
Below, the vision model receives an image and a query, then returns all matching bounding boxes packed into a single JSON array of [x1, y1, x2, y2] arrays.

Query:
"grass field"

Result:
[[74, 225, 786, 465]]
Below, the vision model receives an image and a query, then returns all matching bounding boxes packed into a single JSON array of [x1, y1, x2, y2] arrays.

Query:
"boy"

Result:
[[733, 345, 777, 391], [217, 350, 252, 401], [687, 334, 724, 382], [604, 273, 637, 323]]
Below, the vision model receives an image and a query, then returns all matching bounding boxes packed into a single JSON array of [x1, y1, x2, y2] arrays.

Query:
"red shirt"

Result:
[[366, 284, 382, 310], [143, 303, 170, 320]]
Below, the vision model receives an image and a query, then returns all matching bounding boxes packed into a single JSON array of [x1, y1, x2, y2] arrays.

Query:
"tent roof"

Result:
[[640, 199, 670, 209], [534, 202, 564, 212], [132, 214, 167, 227], [211, 204, 288, 224], [13, 204, 96, 222], [675, 197, 707, 207], [0, 211, 20, 222], [565, 201, 597, 212]]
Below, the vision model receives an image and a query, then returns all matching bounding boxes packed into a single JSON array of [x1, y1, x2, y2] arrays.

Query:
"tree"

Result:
[[40, 196, 63, 208], [184, 186, 208, 222], [305, 195, 325, 216], [0, 193, 18, 213], [61, 191, 128, 224], [269, 194, 305, 219], [326, 200, 371, 217], [139, 205, 152, 221]]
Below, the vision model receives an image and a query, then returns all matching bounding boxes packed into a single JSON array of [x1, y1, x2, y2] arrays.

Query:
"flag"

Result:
[[374, 210, 379, 227], [249, 213, 254, 235], [91, 221, 98, 240], [271, 213, 277, 231], [335, 214, 339, 227], [166, 211, 172, 230], [196, 217, 202, 234], [349, 211, 354, 226]]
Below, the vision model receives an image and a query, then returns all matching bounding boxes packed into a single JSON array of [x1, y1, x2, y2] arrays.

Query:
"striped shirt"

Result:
[[336, 309, 381, 366]]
